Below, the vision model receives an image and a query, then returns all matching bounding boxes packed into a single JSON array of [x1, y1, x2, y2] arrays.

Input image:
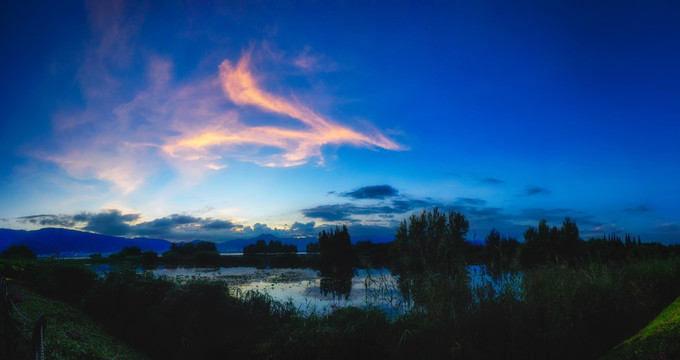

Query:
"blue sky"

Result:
[[1, 1, 679, 244]]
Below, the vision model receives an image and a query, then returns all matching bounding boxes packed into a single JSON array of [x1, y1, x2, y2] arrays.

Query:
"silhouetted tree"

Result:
[[391, 208, 471, 319], [317, 226, 356, 298], [484, 228, 519, 271], [0, 244, 37, 260], [520, 218, 582, 266], [305, 242, 320, 254], [243, 239, 298, 255]]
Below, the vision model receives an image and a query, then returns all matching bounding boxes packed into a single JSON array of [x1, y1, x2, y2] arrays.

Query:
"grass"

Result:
[[7, 281, 147, 360], [602, 296, 680, 360]]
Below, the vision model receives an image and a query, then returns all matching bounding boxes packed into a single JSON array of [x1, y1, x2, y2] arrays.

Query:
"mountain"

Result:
[[0, 228, 392, 257], [0, 228, 172, 257]]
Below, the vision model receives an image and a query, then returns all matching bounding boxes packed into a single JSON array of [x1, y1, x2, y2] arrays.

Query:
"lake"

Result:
[[89, 264, 522, 315]]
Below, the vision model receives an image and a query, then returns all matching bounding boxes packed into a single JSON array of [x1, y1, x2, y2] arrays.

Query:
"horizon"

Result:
[[1, 1, 679, 245]]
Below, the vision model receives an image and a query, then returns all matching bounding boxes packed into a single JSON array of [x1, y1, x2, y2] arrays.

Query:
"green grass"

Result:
[[7, 282, 147, 360], [602, 296, 680, 360]]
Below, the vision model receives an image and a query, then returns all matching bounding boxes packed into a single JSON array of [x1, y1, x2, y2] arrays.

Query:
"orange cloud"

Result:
[[163, 53, 403, 167]]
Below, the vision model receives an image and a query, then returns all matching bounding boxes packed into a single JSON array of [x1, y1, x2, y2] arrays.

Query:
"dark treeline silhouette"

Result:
[[316, 226, 356, 298], [162, 241, 220, 263], [243, 239, 297, 255], [305, 241, 320, 254]]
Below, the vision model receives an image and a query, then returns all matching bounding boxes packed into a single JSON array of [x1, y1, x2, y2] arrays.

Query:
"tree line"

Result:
[[243, 239, 298, 255]]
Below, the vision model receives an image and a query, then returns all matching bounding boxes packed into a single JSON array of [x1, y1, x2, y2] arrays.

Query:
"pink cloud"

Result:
[[162, 52, 402, 167], [41, 22, 403, 193]]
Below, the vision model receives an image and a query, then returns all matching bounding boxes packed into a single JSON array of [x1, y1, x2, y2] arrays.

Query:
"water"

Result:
[[468, 264, 524, 301], [88, 264, 521, 314]]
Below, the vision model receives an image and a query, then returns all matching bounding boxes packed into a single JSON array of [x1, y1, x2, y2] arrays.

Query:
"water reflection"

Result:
[[319, 264, 356, 300], [86, 264, 521, 314]]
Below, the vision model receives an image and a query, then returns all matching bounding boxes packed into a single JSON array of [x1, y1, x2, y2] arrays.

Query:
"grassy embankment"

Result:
[[6, 281, 146, 360], [602, 295, 680, 360]]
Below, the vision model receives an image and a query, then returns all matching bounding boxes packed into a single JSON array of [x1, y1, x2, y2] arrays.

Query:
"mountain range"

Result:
[[0, 228, 321, 257]]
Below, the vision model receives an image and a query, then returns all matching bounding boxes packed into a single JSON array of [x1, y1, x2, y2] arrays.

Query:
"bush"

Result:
[[1, 245, 37, 260]]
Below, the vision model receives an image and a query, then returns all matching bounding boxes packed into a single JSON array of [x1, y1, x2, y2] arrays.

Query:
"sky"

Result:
[[1, 0, 679, 244]]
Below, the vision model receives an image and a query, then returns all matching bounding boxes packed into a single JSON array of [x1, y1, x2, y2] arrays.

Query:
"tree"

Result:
[[0, 244, 37, 260], [317, 226, 356, 298], [392, 208, 469, 276], [520, 218, 582, 266], [305, 242, 320, 254], [391, 208, 471, 319]]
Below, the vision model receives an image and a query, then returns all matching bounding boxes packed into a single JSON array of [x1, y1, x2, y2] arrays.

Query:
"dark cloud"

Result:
[[302, 198, 435, 222], [136, 214, 200, 230], [203, 219, 238, 230], [251, 223, 275, 234], [454, 197, 487, 206], [290, 221, 316, 235], [132, 214, 240, 236], [624, 205, 653, 214], [18, 214, 76, 227], [524, 186, 551, 196], [342, 185, 398, 200], [391, 199, 435, 212], [302, 204, 356, 221], [479, 177, 505, 185], [75, 209, 140, 236]]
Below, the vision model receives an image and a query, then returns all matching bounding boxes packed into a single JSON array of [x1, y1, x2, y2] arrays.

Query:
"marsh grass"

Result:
[[363, 269, 411, 317], [4, 256, 680, 359]]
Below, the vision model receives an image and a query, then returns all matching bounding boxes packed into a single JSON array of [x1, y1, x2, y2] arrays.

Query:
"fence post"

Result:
[[1, 277, 18, 359], [32, 314, 46, 360]]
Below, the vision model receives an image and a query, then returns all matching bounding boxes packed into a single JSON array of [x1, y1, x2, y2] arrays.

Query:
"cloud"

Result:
[[37, 9, 403, 195], [202, 219, 238, 230], [17, 214, 77, 227], [391, 199, 434, 212], [656, 222, 680, 236], [75, 209, 140, 236], [479, 177, 505, 185], [293, 46, 319, 70], [624, 205, 654, 214], [292, 46, 336, 73], [156, 51, 406, 169], [342, 185, 399, 200], [131, 214, 241, 237], [302, 204, 357, 222], [523, 186, 551, 196], [289, 221, 317, 236], [454, 197, 487, 206], [302, 198, 435, 222]]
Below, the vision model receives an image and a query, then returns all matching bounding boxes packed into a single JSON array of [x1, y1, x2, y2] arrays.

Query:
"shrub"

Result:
[[1, 245, 37, 260]]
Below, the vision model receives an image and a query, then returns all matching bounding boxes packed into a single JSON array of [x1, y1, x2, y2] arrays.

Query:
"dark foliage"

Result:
[[0, 245, 37, 260], [162, 241, 220, 263], [243, 239, 298, 255], [80, 271, 297, 359], [305, 241, 320, 254], [391, 208, 471, 319]]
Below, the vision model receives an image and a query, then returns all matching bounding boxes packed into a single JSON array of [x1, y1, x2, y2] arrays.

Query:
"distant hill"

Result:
[[0, 228, 392, 257], [0, 228, 171, 257]]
